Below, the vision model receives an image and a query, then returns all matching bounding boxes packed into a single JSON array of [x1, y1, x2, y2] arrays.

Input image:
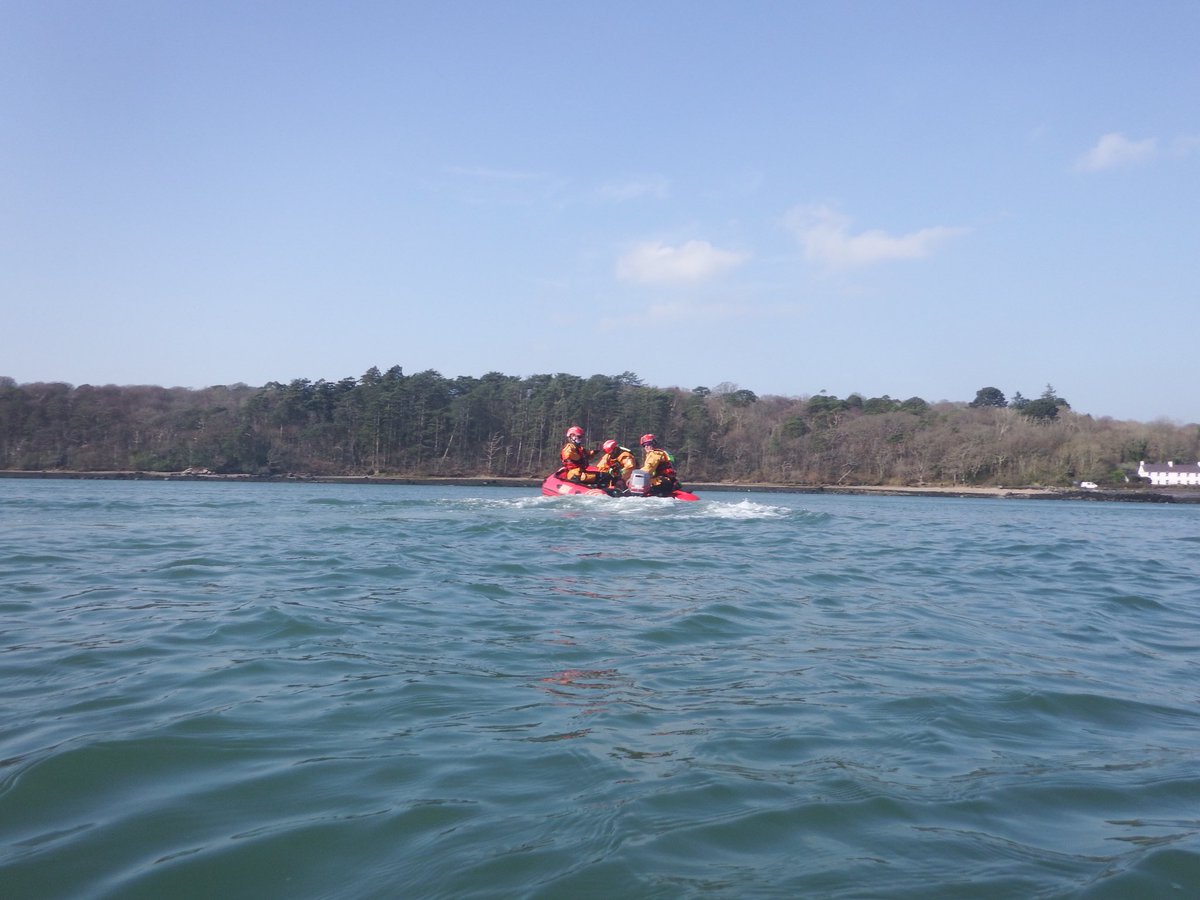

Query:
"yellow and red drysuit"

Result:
[[560, 440, 603, 484], [639, 446, 678, 495], [596, 447, 636, 488]]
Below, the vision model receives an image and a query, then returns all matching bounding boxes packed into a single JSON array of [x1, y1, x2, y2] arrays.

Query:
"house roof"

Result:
[[1139, 460, 1200, 474]]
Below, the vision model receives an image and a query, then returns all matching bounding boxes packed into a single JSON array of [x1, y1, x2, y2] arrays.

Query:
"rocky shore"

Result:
[[2, 470, 1197, 503]]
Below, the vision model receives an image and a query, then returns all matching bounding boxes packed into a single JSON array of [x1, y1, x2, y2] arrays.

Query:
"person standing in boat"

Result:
[[638, 433, 680, 496], [559, 425, 609, 487], [596, 439, 636, 492]]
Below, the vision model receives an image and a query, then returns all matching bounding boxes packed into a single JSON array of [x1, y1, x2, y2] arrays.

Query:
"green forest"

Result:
[[1, 368, 1197, 487]]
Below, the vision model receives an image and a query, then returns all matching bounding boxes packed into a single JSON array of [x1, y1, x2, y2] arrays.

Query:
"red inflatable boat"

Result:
[[541, 468, 698, 501]]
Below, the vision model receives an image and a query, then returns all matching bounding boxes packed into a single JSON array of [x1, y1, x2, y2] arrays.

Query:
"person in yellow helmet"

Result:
[[558, 425, 609, 487], [596, 439, 636, 492], [638, 433, 679, 496]]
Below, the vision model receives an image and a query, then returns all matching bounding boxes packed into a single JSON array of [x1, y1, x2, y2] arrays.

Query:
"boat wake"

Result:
[[701, 498, 791, 519], [450, 491, 798, 520]]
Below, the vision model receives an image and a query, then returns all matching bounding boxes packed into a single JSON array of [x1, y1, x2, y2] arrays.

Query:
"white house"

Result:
[[1137, 460, 1200, 486]]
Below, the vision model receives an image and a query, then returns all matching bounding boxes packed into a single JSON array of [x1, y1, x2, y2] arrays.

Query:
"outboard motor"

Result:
[[627, 470, 651, 496]]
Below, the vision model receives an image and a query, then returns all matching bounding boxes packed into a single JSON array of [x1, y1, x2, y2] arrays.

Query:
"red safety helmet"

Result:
[[602, 439, 618, 454], [566, 425, 584, 440], [639, 433, 656, 446]]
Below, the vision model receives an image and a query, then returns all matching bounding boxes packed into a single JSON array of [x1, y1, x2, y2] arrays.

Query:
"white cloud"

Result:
[[784, 205, 967, 268], [616, 240, 749, 285], [1075, 132, 1157, 172]]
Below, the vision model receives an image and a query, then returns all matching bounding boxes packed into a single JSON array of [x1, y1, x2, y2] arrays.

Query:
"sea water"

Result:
[[1, 480, 1198, 899]]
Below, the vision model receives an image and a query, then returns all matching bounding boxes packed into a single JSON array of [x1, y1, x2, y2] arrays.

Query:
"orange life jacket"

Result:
[[641, 447, 676, 486], [560, 441, 592, 473], [597, 449, 635, 478]]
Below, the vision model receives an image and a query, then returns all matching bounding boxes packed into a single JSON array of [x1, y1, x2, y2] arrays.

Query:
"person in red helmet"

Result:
[[596, 439, 636, 492], [558, 425, 609, 487], [638, 433, 680, 496]]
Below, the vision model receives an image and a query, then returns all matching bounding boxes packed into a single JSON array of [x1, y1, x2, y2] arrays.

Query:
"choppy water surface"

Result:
[[2, 480, 1198, 898]]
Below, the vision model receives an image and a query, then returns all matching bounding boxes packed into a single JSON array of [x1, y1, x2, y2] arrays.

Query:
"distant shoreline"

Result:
[[2, 470, 1197, 503]]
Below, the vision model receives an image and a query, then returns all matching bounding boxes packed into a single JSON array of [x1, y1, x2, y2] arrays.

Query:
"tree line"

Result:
[[1, 370, 1196, 487]]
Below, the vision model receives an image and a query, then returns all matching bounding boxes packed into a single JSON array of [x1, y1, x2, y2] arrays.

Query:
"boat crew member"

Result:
[[638, 433, 680, 496], [559, 425, 608, 486], [596, 439, 636, 491]]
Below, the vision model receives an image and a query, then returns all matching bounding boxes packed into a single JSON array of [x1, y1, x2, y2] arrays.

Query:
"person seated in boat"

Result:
[[638, 433, 680, 496], [559, 425, 610, 487], [596, 439, 636, 491]]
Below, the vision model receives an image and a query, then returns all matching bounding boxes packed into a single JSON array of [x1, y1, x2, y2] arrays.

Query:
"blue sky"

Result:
[[2, 1, 1197, 423]]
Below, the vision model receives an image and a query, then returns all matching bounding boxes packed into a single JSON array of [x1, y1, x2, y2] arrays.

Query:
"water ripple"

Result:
[[1, 482, 1198, 897]]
